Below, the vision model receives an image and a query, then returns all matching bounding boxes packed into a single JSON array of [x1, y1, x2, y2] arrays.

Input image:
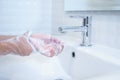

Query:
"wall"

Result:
[[52, 0, 120, 50], [0, 0, 52, 35]]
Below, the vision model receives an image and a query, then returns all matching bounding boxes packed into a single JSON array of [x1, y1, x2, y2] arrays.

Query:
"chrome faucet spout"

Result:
[[58, 16, 92, 46], [58, 26, 87, 33]]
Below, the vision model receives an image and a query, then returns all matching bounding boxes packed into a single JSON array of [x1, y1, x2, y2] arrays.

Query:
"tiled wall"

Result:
[[0, 0, 52, 35], [52, 0, 120, 49]]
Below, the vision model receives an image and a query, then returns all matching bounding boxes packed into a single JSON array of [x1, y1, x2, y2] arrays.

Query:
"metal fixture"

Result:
[[58, 16, 92, 46]]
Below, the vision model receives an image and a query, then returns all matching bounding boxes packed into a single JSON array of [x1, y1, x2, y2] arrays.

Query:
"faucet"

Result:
[[58, 16, 92, 46]]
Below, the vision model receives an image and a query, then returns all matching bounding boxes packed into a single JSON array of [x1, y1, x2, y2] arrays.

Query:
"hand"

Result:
[[29, 34, 64, 57], [14, 35, 33, 56]]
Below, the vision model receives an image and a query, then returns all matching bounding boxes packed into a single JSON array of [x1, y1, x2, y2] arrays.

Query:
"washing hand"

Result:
[[26, 32, 64, 57], [0, 32, 64, 57]]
